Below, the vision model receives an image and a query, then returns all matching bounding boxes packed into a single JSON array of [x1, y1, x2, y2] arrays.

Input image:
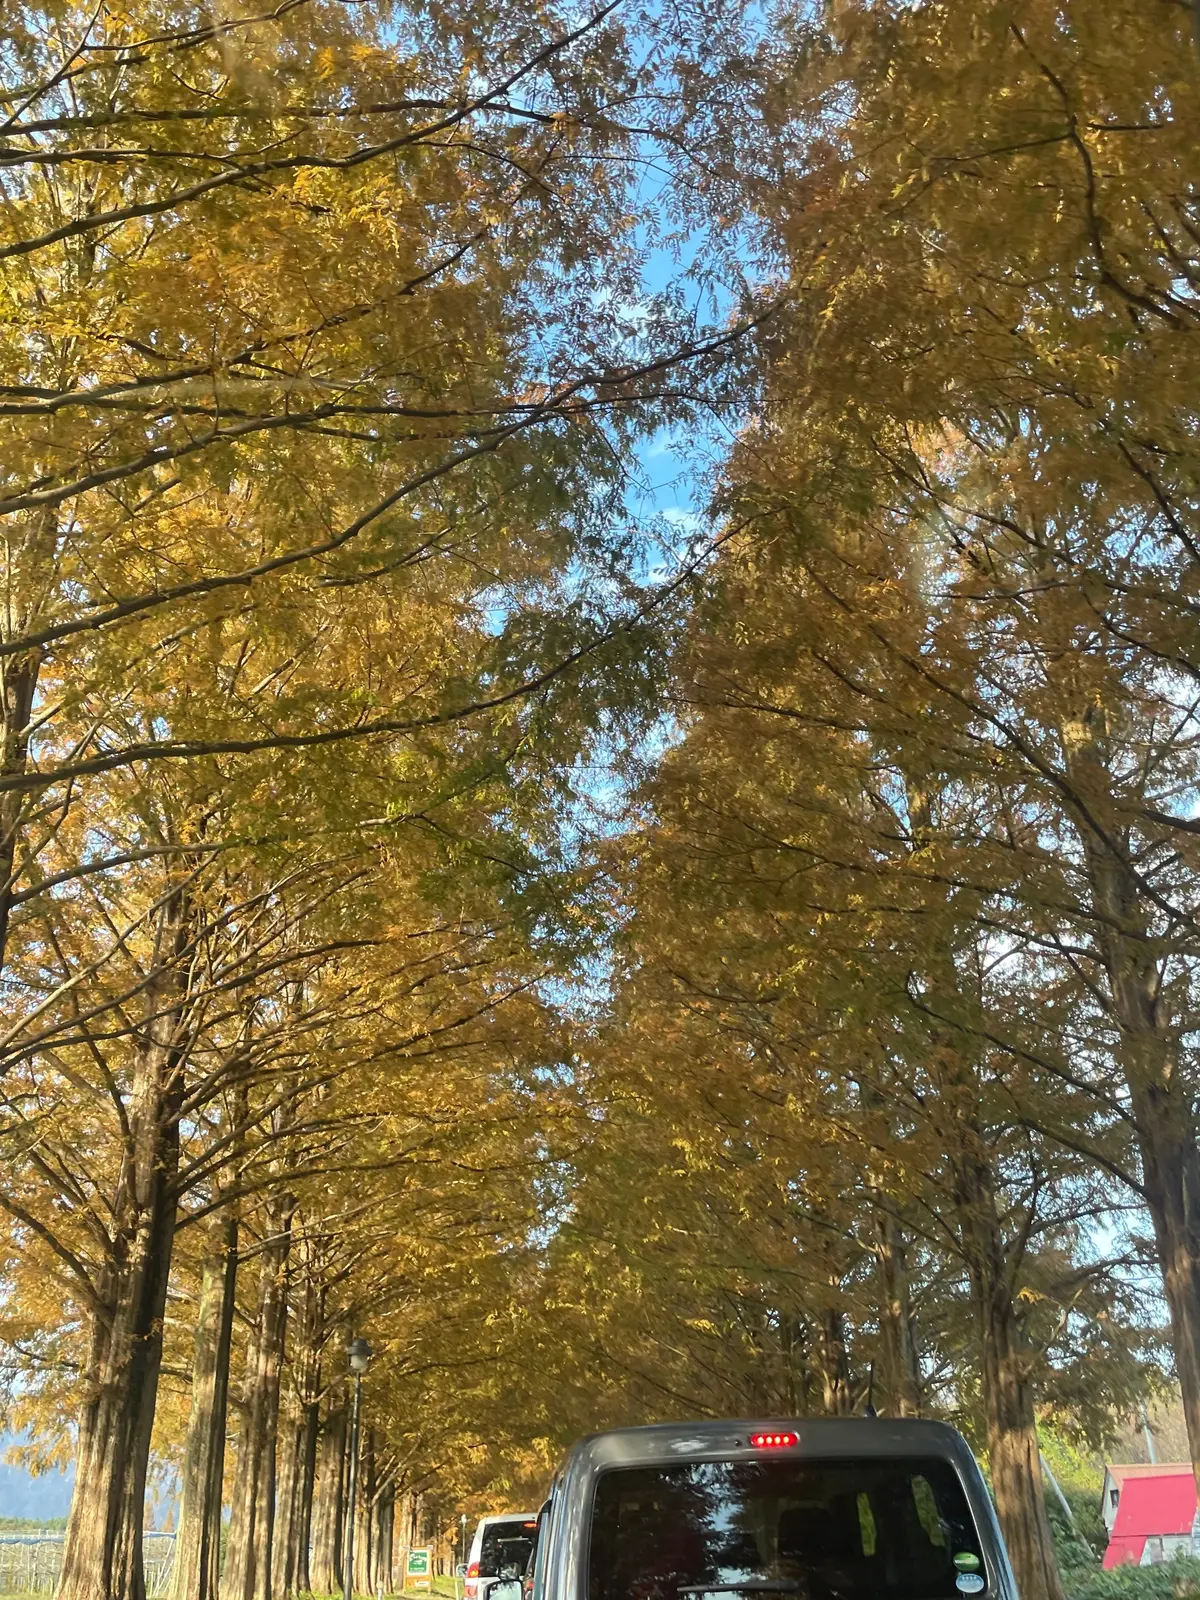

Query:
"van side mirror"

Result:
[[490, 1583, 523, 1600]]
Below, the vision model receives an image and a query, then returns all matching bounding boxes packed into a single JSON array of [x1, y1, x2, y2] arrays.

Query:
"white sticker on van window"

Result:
[[956, 1575, 985, 1594]]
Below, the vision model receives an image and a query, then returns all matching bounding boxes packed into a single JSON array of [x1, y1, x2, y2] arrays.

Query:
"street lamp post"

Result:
[[344, 1337, 373, 1600]]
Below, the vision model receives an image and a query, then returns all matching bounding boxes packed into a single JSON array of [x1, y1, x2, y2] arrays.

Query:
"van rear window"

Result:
[[480, 1526, 536, 1578], [587, 1456, 984, 1600]]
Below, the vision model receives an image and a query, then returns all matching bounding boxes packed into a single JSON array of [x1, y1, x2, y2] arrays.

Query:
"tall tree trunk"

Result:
[[58, 898, 189, 1600], [274, 1411, 305, 1600], [173, 1206, 239, 1600], [976, 1290, 1063, 1600], [1138, 1101, 1200, 1492], [815, 1304, 853, 1415], [294, 1382, 321, 1595], [862, 1072, 922, 1419], [1075, 794, 1200, 1490], [281, 1261, 324, 1597], [374, 1484, 394, 1598], [355, 1430, 376, 1594], [0, 647, 39, 979], [811, 1228, 856, 1417], [311, 1397, 348, 1594], [955, 1145, 1064, 1600], [873, 1212, 922, 1417], [0, 504, 58, 981], [221, 1197, 295, 1600], [778, 1309, 802, 1415], [205, 1210, 240, 1600], [902, 775, 1062, 1599]]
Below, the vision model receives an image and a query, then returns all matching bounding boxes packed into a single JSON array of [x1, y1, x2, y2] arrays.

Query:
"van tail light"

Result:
[[750, 1431, 798, 1448], [466, 1565, 479, 1598]]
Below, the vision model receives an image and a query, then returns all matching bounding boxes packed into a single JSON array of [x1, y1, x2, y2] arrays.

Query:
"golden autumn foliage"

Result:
[[1, 5, 1198, 1600]]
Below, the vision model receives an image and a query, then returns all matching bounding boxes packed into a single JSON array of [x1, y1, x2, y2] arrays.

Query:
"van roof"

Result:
[[566, 1417, 971, 1472]]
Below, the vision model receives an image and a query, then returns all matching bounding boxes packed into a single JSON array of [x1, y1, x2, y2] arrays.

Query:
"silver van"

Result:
[[495, 1419, 1016, 1600]]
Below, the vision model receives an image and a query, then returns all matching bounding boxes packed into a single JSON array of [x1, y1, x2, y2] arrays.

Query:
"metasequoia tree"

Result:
[[0, 634, 576, 1594], [251, 996, 560, 1599], [706, 0, 1200, 1491], [560, 5, 1199, 1543], [170, 1185, 239, 1600], [561, 550, 1161, 1600], [0, 0, 764, 1578], [2, 806, 563, 1599]]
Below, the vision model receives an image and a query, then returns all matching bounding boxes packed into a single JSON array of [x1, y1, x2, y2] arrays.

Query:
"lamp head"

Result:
[[347, 1336, 373, 1374]]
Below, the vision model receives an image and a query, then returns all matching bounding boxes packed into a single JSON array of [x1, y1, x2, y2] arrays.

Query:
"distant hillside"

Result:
[[0, 1435, 73, 1520]]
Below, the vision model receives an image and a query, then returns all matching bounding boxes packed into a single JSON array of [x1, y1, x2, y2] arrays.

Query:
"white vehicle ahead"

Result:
[[466, 1513, 540, 1600]]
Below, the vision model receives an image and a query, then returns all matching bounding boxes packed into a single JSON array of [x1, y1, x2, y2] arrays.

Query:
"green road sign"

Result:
[[406, 1548, 433, 1589]]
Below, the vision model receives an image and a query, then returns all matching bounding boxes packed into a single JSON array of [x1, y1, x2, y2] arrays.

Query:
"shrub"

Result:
[[1065, 1557, 1200, 1600]]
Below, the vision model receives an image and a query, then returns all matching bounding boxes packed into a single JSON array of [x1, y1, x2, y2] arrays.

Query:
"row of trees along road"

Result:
[[0, 0, 758, 1595], [528, 14, 1200, 1600], [2, 6, 1200, 1600]]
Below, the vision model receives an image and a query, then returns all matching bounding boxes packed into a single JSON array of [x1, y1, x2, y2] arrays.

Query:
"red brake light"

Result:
[[750, 1431, 798, 1448], [523, 1522, 537, 1529]]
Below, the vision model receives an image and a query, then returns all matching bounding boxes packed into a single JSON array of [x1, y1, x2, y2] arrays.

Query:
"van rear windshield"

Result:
[[480, 1525, 536, 1578], [587, 1456, 985, 1600]]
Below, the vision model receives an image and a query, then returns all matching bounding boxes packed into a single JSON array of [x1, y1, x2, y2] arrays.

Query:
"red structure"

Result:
[[1103, 1470, 1199, 1568]]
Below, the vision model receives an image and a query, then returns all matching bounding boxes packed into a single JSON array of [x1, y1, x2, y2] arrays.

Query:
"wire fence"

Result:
[[0, 1533, 175, 1596]]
